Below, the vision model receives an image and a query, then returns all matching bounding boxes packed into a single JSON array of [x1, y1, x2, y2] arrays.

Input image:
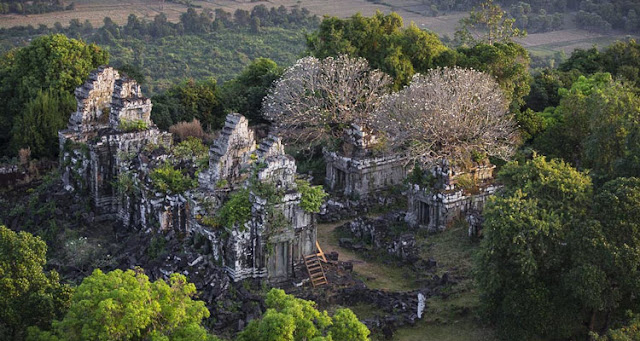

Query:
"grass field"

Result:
[[2, 0, 638, 57]]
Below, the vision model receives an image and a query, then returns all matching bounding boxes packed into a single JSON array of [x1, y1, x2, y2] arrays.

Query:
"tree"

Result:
[[28, 268, 218, 341], [306, 12, 450, 89], [151, 78, 223, 131], [220, 58, 282, 124], [456, 42, 532, 109], [236, 288, 369, 341], [476, 156, 593, 340], [10, 89, 75, 158], [0, 34, 108, 157], [455, 0, 526, 46], [374, 67, 518, 166], [263, 55, 392, 144], [0, 226, 72, 341]]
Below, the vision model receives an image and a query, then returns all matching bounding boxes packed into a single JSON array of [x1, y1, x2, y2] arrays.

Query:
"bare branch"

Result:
[[374, 67, 519, 166], [262, 55, 392, 144]]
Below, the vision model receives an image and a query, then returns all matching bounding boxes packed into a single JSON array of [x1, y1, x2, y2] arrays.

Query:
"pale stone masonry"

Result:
[[324, 124, 408, 198], [59, 66, 318, 283]]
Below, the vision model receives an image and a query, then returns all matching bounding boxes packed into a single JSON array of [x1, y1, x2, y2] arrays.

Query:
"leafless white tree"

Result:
[[262, 55, 392, 143], [374, 67, 518, 166]]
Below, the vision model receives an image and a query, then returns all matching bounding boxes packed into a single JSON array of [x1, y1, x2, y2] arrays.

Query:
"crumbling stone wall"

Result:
[[200, 114, 257, 190], [405, 161, 498, 231], [109, 77, 153, 129], [59, 66, 171, 217], [223, 136, 316, 283], [67, 66, 119, 134], [60, 67, 320, 285], [324, 124, 408, 198]]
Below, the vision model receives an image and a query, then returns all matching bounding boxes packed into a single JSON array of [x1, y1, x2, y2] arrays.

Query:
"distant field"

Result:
[[0, 0, 638, 57]]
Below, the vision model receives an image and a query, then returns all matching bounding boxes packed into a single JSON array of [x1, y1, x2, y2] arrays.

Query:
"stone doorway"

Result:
[[418, 202, 430, 225]]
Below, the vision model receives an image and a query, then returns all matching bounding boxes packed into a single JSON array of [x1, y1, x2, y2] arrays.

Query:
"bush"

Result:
[[296, 179, 328, 213], [169, 119, 206, 141], [119, 119, 149, 132], [172, 136, 208, 160], [215, 189, 251, 229], [149, 163, 197, 194]]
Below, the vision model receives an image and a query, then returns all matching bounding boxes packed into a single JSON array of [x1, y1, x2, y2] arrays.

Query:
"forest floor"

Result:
[[316, 218, 496, 341]]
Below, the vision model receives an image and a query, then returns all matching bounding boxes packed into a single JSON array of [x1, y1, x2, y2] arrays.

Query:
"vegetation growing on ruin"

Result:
[[295, 179, 328, 213], [149, 163, 197, 195], [118, 119, 149, 132], [214, 189, 251, 230]]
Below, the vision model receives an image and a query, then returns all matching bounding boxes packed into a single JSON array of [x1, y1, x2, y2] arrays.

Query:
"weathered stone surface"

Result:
[[405, 161, 498, 231], [337, 212, 419, 263], [68, 66, 119, 133], [203, 113, 256, 190], [109, 77, 152, 129], [324, 124, 408, 198]]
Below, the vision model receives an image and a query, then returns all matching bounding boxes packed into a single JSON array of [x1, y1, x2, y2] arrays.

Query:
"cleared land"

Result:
[[1, 0, 638, 56]]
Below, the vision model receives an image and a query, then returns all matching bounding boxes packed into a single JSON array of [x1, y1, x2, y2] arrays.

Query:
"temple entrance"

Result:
[[335, 168, 346, 189], [418, 201, 430, 225], [269, 241, 291, 280]]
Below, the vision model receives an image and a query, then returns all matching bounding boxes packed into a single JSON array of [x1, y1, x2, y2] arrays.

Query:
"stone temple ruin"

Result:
[[59, 66, 318, 283], [405, 160, 498, 232], [59, 66, 500, 287], [324, 124, 408, 198]]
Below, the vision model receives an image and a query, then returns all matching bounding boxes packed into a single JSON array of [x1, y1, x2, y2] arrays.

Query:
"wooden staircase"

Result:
[[304, 241, 329, 287]]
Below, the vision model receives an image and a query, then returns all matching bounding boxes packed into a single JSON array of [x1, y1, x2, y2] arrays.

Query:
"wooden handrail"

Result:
[[316, 240, 327, 263]]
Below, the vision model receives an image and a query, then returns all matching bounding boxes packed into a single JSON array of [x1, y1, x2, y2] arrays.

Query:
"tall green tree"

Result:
[[220, 58, 282, 124], [456, 42, 531, 109], [236, 289, 370, 341], [0, 34, 108, 156], [28, 268, 218, 341], [10, 89, 75, 158], [151, 78, 223, 131], [477, 157, 593, 340], [0, 226, 72, 341], [306, 11, 449, 88]]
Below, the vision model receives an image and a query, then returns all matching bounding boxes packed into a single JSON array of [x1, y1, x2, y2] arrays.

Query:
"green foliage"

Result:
[[118, 119, 148, 132], [307, 11, 449, 89], [406, 165, 436, 188], [477, 156, 640, 339], [172, 137, 208, 161], [595, 313, 640, 340], [0, 226, 72, 341], [215, 189, 251, 229], [28, 268, 218, 341], [150, 163, 197, 195], [0, 34, 108, 157], [219, 58, 282, 124], [295, 180, 328, 213], [236, 288, 370, 341], [10, 89, 75, 158], [112, 172, 136, 196], [477, 157, 593, 339], [152, 78, 223, 131], [455, 0, 526, 46], [533, 73, 640, 181], [456, 42, 531, 109]]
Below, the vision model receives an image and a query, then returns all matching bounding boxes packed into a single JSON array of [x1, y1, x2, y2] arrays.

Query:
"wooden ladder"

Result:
[[304, 253, 328, 287]]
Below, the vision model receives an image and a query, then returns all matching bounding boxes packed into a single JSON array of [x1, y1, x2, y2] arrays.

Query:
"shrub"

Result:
[[172, 136, 208, 160], [169, 119, 206, 141], [215, 189, 251, 229], [119, 119, 148, 132], [296, 179, 328, 213], [150, 163, 197, 194]]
